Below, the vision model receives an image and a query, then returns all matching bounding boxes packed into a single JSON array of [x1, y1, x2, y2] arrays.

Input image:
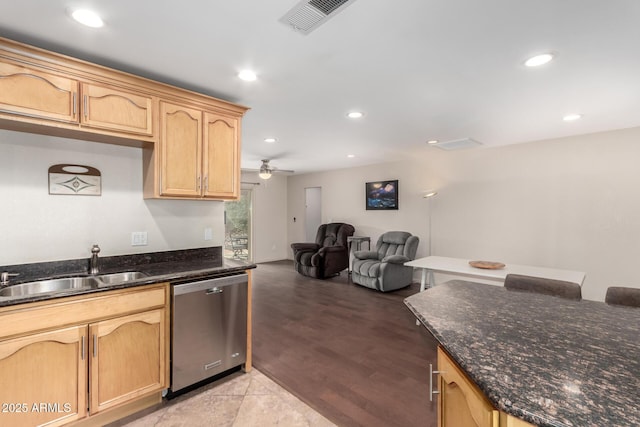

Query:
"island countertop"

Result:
[[404, 280, 640, 427]]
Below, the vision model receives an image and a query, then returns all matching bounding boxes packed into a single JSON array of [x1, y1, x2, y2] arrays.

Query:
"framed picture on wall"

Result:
[[365, 180, 398, 210]]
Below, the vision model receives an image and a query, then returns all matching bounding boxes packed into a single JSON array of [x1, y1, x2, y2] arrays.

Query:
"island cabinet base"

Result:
[[499, 413, 536, 427], [437, 347, 534, 427], [438, 346, 499, 427]]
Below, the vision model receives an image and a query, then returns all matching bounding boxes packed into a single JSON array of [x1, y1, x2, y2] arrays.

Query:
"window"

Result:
[[224, 189, 252, 261]]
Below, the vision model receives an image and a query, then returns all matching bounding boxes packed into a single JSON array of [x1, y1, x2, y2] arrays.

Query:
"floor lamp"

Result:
[[423, 191, 438, 256], [416, 190, 438, 324]]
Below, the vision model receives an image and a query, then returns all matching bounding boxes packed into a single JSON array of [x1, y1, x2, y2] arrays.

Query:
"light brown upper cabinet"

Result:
[[146, 101, 241, 200], [0, 62, 79, 123], [80, 83, 154, 136], [0, 62, 154, 140], [1, 37, 248, 200], [203, 111, 240, 198], [159, 101, 203, 197], [0, 64, 154, 138]]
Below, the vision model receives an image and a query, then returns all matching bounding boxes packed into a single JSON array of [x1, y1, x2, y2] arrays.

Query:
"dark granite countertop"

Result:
[[0, 247, 256, 307], [404, 280, 640, 427]]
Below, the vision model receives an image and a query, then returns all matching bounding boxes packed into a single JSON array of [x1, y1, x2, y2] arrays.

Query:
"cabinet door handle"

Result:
[[83, 95, 88, 119], [204, 175, 208, 192], [429, 363, 442, 402], [72, 92, 77, 117], [206, 287, 223, 295], [81, 335, 85, 360], [197, 175, 201, 190], [92, 334, 97, 358]]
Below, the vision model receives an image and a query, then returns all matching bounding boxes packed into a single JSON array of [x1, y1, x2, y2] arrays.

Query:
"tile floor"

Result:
[[120, 369, 336, 427]]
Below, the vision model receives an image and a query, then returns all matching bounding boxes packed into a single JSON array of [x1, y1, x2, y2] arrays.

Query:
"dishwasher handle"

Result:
[[172, 273, 248, 296]]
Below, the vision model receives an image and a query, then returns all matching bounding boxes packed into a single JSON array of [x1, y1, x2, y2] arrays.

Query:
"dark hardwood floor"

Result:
[[251, 260, 438, 427]]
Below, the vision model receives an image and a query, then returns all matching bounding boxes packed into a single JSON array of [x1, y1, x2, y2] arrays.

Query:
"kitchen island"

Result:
[[404, 280, 640, 427]]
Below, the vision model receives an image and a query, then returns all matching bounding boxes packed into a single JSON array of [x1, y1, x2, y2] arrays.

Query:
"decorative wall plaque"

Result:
[[48, 164, 102, 196]]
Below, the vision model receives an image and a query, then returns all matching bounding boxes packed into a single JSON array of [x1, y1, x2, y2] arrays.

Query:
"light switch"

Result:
[[131, 231, 148, 246], [204, 228, 213, 241]]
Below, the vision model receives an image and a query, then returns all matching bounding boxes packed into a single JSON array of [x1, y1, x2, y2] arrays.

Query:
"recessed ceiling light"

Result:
[[347, 154, 355, 158], [563, 113, 583, 121], [347, 111, 364, 119], [264, 137, 277, 143], [71, 9, 104, 28], [426, 140, 439, 145], [238, 70, 257, 81], [525, 53, 554, 67]]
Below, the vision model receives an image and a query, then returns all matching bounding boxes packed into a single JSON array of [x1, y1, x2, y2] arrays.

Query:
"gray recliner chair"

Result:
[[351, 231, 419, 292]]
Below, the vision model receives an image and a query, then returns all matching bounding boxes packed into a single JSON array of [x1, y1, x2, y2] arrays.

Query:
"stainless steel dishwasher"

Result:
[[170, 273, 248, 393]]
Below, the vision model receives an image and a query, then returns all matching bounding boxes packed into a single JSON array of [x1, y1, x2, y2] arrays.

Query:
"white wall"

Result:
[[287, 126, 640, 302], [0, 129, 225, 264], [242, 171, 288, 263]]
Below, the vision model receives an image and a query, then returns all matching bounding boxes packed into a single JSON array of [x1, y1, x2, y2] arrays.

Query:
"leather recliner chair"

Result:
[[291, 223, 355, 279], [352, 231, 419, 292]]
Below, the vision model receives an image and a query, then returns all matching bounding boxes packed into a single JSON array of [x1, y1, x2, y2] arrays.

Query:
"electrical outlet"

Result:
[[131, 231, 148, 246], [204, 228, 213, 241]]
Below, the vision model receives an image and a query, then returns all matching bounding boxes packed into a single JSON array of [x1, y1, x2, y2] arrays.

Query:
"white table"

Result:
[[405, 256, 586, 293]]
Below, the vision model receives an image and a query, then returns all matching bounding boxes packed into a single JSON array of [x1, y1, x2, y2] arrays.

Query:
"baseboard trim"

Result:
[[68, 391, 162, 427]]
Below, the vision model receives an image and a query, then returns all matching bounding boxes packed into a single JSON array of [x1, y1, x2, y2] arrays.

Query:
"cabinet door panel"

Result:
[[438, 347, 498, 427], [160, 101, 202, 197], [203, 112, 239, 199], [0, 326, 87, 427], [0, 62, 78, 123], [90, 309, 166, 414], [81, 83, 154, 136], [500, 413, 537, 427]]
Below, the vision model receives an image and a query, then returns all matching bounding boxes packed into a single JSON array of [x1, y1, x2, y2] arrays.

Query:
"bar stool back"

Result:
[[504, 274, 582, 300]]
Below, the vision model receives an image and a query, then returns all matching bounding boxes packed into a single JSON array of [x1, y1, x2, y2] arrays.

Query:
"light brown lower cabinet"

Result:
[[437, 346, 534, 427], [90, 309, 166, 414], [0, 283, 169, 427], [0, 326, 87, 427]]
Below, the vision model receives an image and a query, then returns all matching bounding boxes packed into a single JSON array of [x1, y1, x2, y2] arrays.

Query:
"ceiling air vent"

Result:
[[433, 138, 483, 151], [279, 0, 358, 35]]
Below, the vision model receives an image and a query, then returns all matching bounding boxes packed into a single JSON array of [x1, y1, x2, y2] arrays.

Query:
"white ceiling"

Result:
[[1, 1, 639, 174]]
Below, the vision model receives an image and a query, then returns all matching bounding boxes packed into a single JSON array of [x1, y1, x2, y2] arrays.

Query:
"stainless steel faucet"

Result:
[[90, 244, 101, 275], [0, 271, 19, 287]]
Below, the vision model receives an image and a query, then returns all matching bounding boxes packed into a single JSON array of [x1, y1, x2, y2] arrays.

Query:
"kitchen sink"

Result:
[[0, 271, 148, 298], [0, 276, 102, 297], [96, 271, 147, 284]]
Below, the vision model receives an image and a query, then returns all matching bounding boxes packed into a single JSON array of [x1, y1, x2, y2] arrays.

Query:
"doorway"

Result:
[[305, 187, 322, 242], [224, 189, 252, 261]]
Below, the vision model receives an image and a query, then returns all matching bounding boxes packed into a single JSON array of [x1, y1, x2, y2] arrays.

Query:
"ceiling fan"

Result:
[[256, 159, 294, 180]]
